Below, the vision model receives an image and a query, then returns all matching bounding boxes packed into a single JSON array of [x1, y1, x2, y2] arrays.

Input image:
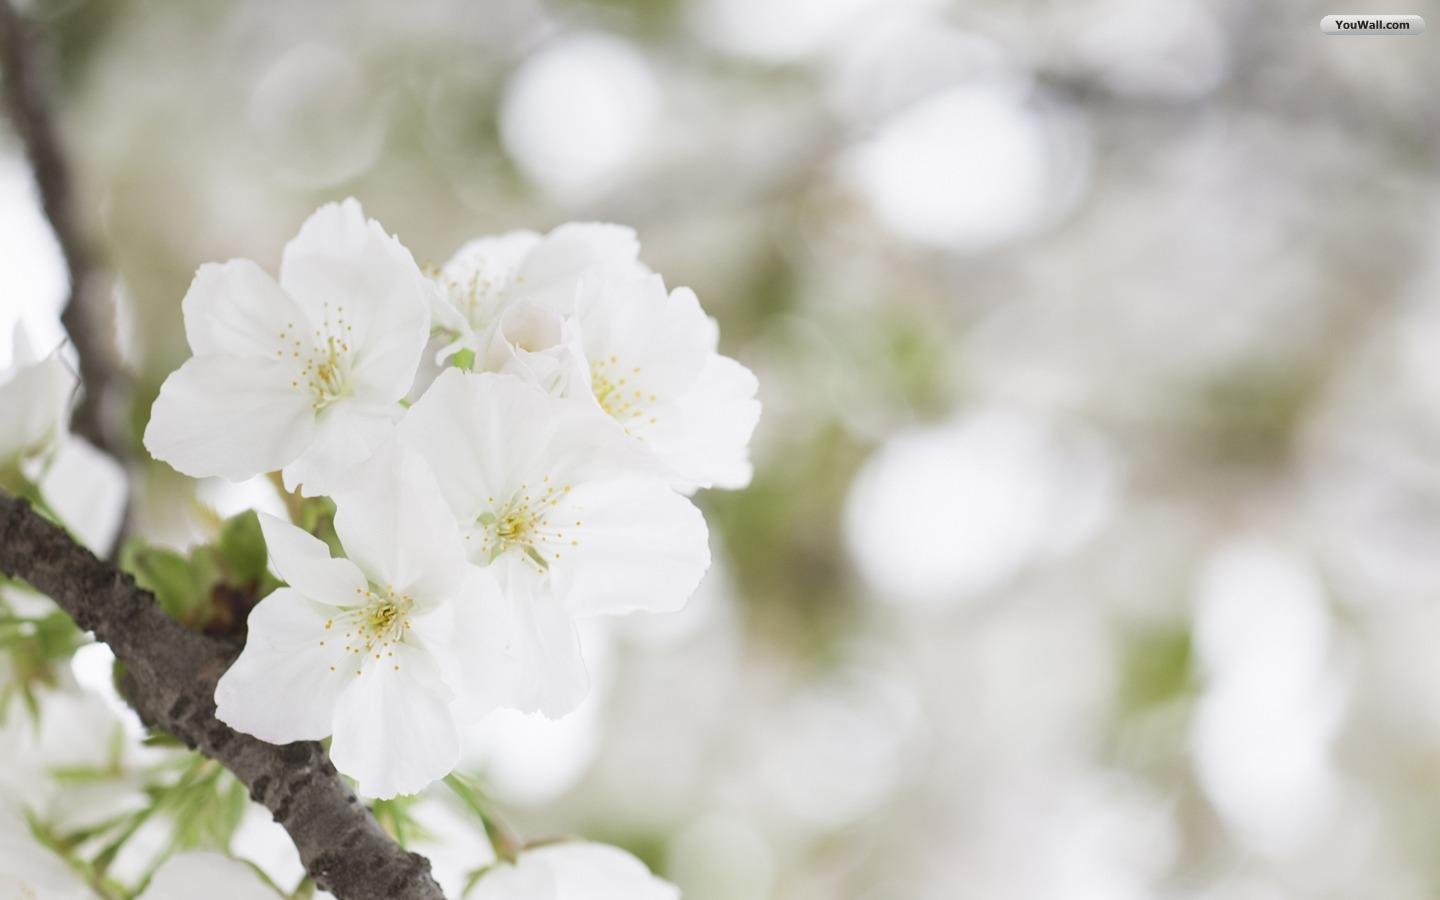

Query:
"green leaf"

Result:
[[122, 544, 204, 620], [216, 510, 268, 584]]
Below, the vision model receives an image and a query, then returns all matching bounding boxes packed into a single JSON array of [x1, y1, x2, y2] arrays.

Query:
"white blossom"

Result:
[[144, 199, 431, 496], [471, 842, 679, 900], [433, 224, 761, 492], [142, 851, 283, 900], [215, 447, 486, 798], [430, 222, 642, 358], [398, 369, 710, 716], [0, 803, 90, 900], [565, 270, 760, 491], [0, 325, 76, 469]]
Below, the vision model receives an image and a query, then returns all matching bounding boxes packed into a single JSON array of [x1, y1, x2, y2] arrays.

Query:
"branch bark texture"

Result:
[[0, 0, 123, 456], [0, 493, 446, 900]]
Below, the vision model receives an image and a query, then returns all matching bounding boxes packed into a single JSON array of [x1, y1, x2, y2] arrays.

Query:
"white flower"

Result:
[[430, 223, 641, 356], [398, 369, 710, 716], [37, 438, 128, 555], [0, 325, 76, 469], [144, 199, 431, 496], [434, 223, 761, 491], [0, 802, 90, 900], [142, 851, 282, 900], [567, 270, 760, 491], [471, 842, 679, 900], [215, 447, 483, 798]]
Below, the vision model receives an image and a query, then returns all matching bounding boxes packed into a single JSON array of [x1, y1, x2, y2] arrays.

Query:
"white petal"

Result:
[[439, 230, 540, 331], [0, 804, 91, 899], [215, 588, 354, 743], [329, 642, 460, 799], [181, 259, 304, 359], [143, 851, 281, 900], [258, 514, 367, 604], [518, 222, 642, 315], [145, 355, 316, 481], [330, 444, 469, 603], [534, 842, 680, 900], [470, 858, 556, 900], [551, 479, 710, 616], [442, 557, 588, 719], [38, 438, 128, 555], [474, 843, 678, 900], [0, 346, 76, 463], [398, 371, 557, 520], [280, 401, 400, 497], [575, 276, 713, 405], [278, 199, 430, 401], [646, 353, 761, 490]]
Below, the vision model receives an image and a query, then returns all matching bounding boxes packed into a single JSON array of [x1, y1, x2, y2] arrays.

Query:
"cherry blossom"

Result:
[[144, 199, 431, 496], [215, 448, 486, 798]]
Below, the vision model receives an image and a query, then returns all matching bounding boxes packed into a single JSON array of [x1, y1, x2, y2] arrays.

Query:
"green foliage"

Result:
[[31, 751, 254, 898], [216, 510, 269, 585], [371, 794, 431, 848], [122, 545, 207, 621], [1119, 624, 1194, 715], [118, 509, 281, 633], [445, 772, 520, 867], [0, 601, 86, 721]]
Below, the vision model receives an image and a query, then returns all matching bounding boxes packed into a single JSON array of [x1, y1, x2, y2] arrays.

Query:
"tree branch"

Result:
[[0, 492, 446, 900], [0, 0, 124, 458]]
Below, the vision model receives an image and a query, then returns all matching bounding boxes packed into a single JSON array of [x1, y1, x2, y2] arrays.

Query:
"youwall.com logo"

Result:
[[1320, 14, 1426, 33]]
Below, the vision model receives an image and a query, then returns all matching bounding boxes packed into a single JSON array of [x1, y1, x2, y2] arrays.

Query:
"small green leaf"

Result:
[[216, 510, 268, 584], [122, 544, 204, 620], [450, 348, 477, 371]]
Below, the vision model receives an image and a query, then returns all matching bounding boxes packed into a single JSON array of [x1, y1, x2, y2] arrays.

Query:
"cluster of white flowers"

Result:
[[143, 200, 760, 806]]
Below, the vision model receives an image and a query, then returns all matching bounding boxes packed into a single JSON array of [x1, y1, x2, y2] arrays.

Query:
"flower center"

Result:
[[590, 356, 658, 432], [440, 263, 515, 332], [278, 302, 355, 413], [473, 478, 575, 571], [323, 584, 414, 675]]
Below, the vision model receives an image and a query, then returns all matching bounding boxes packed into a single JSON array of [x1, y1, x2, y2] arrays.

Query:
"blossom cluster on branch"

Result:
[[25, 198, 756, 896]]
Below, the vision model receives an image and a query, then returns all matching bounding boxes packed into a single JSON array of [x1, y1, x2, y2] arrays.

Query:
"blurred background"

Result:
[[4, 0, 1440, 897]]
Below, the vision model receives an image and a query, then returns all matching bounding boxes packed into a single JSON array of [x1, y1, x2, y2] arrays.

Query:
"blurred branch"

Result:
[[0, 0, 124, 457], [0, 493, 446, 900]]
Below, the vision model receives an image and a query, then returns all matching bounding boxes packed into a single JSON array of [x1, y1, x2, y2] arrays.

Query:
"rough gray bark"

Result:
[[0, 0, 124, 458], [0, 493, 446, 900]]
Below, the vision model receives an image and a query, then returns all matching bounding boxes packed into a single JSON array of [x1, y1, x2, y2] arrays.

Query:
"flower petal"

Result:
[[0, 344, 76, 464], [398, 371, 557, 521], [330, 443, 469, 604], [645, 353, 761, 491], [440, 557, 588, 719], [532, 842, 680, 900], [437, 230, 540, 332], [575, 276, 714, 404], [145, 355, 316, 481], [278, 199, 430, 402], [143, 851, 281, 900], [214, 588, 354, 743], [38, 439, 128, 555], [258, 514, 367, 604], [473, 842, 679, 900], [182, 259, 304, 359], [469, 858, 556, 900], [518, 222, 642, 315], [328, 641, 459, 799], [550, 479, 710, 616], [280, 401, 400, 497]]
